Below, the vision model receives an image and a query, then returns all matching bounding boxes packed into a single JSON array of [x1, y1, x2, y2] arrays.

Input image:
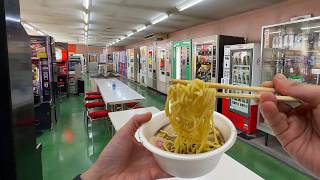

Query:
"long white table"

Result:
[[108, 108, 263, 180], [93, 78, 145, 110], [108, 107, 160, 131]]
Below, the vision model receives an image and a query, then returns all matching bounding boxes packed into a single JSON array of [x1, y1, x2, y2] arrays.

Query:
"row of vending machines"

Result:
[[112, 16, 320, 135]]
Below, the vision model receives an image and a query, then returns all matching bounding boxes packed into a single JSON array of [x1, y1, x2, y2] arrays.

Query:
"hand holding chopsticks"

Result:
[[170, 79, 300, 102]]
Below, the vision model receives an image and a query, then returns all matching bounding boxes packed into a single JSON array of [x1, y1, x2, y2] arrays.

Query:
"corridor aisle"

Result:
[[37, 76, 310, 180]]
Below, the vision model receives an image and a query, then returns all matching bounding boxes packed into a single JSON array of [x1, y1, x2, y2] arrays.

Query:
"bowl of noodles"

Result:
[[138, 80, 237, 178]]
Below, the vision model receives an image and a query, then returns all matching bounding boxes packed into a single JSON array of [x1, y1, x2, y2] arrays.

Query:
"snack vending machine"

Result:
[[113, 52, 120, 73], [135, 48, 140, 83], [172, 40, 192, 80], [192, 36, 216, 82], [127, 48, 135, 81], [258, 17, 320, 135], [119, 51, 127, 77], [139, 46, 148, 87], [30, 36, 56, 130], [222, 43, 261, 134], [147, 44, 157, 89], [156, 42, 171, 94]]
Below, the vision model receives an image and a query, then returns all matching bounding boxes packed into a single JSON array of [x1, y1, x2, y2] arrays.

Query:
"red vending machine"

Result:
[[222, 43, 261, 134]]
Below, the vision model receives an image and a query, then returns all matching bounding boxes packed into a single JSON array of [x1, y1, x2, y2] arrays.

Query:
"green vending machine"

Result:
[[172, 40, 192, 80]]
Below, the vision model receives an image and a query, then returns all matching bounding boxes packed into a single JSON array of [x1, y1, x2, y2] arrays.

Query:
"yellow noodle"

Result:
[[156, 79, 224, 154]]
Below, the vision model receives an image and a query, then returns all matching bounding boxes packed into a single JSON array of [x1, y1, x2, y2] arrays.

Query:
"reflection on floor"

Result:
[[37, 76, 311, 180]]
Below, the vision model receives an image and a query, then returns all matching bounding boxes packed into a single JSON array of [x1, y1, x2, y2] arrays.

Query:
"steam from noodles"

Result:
[[150, 79, 224, 154]]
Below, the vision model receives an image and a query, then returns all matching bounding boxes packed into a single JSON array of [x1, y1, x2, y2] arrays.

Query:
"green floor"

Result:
[[37, 77, 311, 180]]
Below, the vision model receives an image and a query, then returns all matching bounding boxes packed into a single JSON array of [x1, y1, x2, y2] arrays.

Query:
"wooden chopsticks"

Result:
[[170, 79, 299, 102], [171, 79, 275, 92]]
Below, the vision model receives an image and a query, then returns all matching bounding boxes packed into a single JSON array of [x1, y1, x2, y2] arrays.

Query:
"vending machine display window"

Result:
[[259, 17, 320, 135], [195, 44, 215, 82], [229, 49, 253, 116], [172, 40, 192, 80]]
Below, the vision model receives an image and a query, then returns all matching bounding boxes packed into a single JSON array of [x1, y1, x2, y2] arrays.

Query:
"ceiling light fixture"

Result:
[[84, 31, 88, 36], [301, 25, 320, 30], [136, 25, 147, 32], [120, 36, 125, 40], [127, 31, 134, 37], [37, 30, 45, 36], [83, 0, 90, 10], [176, 0, 203, 11], [151, 14, 169, 25], [269, 31, 281, 34], [83, 11, 89, 24], [84, 24, 88, 31]]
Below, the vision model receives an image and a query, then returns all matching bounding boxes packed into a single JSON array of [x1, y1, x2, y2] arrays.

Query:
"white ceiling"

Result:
[[20, 0, 285, 47]]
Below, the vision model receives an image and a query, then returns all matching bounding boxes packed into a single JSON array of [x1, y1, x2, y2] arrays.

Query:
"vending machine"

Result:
[[139, 46, 148, 87], [192, 36, 216, 82], [119, 51, 127, 77], [126, 49, 135, 81], [172, 40, 192, 80], [135, 48, 140, 83], [222, 43, 261, 134], [156, 42, 171, 94], [147, 44, 157, 89], [258, 17, 320, 135], [113, 52, 120, 73], [30, 35, 57, 130]]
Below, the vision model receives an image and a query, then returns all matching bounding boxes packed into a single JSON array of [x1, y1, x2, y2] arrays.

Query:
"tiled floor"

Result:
[[37, 75, 311, 180]]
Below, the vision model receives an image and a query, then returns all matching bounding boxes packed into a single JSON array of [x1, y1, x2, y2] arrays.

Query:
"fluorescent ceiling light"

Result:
[[301, 25, 320, 30], [83, 11, 89, 24], [151, 14, 169, 25], [84, 24, 88, 31], [269, 31, 281, 34], [37, 30, 45, 36], [23, 23, 35, 31], [137, 25, 147, 32], [176, 0, 203, 11], [84, 31, 88, 36], [315, 30, 320, 33], [120, 37, 125, 40], [83, 0, 90, 10], [127, 31, 134, 37]]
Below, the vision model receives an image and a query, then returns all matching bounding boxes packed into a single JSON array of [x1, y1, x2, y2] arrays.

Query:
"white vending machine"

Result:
[[147, 44, 157, 89], [222, 43, 261, 134], [156, 42, 171, 94], [139, 46, 148, 87], [126, 48, 135, 81]]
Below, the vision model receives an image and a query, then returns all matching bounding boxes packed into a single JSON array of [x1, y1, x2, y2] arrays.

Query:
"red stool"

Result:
[[85, 95, 103, 101], [85, 91, 101, 96], [85, 101, 106, 109], [84, 101, 106, 125], [87, 110, 112, 151]]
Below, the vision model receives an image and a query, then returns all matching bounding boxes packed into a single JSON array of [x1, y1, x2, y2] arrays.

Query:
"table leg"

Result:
[[265, 133, 269, 146]]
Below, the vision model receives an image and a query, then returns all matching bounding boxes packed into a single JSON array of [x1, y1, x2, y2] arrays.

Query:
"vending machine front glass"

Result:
[[259, 17, 320, 134], [172, 40, 192, 80], [262, 17, 320, 84], [195, 44, 215, 82], [229, 49, 253, 117]]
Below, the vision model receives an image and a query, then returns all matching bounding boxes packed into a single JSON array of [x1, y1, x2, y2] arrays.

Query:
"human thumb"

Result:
[[121, 112, 152, 135], [273, 74, 320, 106]]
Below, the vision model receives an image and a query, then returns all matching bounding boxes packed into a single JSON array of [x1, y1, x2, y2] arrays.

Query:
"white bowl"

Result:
[[138, 111, 237, 178]]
